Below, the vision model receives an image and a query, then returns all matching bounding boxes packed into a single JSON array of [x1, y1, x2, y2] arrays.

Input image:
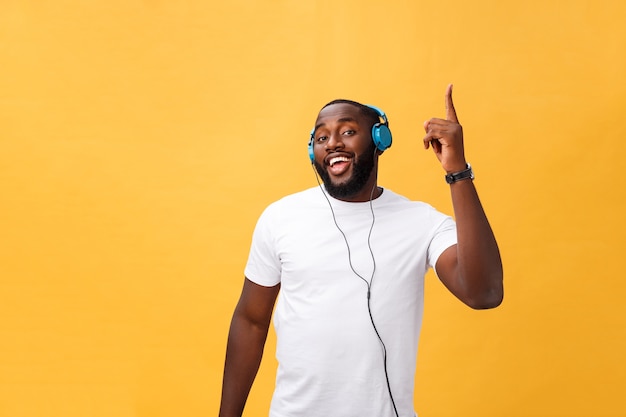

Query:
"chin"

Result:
[[315, 155, 375, 200]]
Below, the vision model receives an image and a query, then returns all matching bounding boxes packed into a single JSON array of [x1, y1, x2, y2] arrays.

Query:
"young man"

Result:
[[219, 85, 503, 417]]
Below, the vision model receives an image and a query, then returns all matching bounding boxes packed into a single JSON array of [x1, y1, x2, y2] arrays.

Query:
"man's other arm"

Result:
[[423, 84, 503, 309], [219, 278, 280, 417]]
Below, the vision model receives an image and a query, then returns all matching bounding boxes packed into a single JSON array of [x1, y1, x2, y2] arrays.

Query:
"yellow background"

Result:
[[1, 1, 625, 416]]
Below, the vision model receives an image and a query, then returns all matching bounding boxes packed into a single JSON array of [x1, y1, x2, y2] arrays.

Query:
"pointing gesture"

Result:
[[423, 84, 467, 173]]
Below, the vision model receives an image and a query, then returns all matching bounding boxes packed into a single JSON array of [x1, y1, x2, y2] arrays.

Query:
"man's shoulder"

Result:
[[269, 186, 320, 207], [380, 188, 438, 211], [259, 187, 321, 217]]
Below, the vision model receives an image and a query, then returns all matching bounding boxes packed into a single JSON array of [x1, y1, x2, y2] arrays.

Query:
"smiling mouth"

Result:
[[329, 156, 350, 167], [326, 155, 352, 176]]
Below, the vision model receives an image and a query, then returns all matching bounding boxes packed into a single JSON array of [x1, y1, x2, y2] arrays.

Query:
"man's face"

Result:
[[311, 103, 377, 201]]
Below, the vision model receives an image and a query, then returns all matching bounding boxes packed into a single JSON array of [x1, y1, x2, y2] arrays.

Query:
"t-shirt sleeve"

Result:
[[243, 205, 282, 287], [427, 213, 457, 273]]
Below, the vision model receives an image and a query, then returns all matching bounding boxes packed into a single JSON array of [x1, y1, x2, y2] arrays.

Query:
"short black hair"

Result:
[[321, 99, 381, 129]]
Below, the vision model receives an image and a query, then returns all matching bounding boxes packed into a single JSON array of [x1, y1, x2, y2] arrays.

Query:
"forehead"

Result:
[[315, 103, 365, 128]]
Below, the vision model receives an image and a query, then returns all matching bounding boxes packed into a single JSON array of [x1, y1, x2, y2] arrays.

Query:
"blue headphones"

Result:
[[308, 104, 393, 163]]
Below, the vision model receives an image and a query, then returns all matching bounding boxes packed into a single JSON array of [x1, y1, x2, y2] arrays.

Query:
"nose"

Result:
[[325, 132, 345, 151]]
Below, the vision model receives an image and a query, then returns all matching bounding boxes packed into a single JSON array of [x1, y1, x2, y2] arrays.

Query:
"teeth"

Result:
[[329, 156, 349, 167]]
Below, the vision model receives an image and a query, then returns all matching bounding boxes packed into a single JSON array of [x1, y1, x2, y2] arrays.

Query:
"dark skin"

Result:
[[218, 85, 503, 417], [219, 279, 280, 417], [311, 103, 383, 202]]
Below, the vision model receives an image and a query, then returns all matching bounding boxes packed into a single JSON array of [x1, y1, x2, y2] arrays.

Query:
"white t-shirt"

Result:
[[245, 186, 457, 417]]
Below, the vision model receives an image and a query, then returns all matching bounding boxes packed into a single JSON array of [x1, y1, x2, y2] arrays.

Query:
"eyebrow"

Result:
[[313, 117, 358, 133]]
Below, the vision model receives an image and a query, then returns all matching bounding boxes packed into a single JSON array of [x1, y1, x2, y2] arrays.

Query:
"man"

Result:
[[219, 85, 503, 417]]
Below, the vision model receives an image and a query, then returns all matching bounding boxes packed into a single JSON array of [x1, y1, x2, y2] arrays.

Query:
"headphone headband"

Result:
[[365, 104, 389, 126]]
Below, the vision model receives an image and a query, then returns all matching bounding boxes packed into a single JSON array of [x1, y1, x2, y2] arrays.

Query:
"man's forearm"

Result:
[[219, 314, 271, 417]]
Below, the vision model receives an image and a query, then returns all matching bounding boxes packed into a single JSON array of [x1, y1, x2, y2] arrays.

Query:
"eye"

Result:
[[316, 135, 328, 143], [342, 130, 356, 136]]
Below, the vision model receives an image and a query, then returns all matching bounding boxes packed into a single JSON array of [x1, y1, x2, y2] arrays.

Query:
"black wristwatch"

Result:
[[445, 163, 474, 184]]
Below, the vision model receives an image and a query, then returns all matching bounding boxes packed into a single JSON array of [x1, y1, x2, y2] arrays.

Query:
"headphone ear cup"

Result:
[[308, 129, 315, 163], [372, 123, 392, 152]]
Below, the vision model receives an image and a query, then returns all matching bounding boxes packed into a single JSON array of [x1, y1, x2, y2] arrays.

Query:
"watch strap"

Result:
[[445, 163, 474, 184]]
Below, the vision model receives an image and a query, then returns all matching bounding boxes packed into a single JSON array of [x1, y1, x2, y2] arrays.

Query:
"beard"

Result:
[[314, 141, 377, 200]]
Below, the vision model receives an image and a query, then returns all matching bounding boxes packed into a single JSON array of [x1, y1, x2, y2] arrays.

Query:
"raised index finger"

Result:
[[445, 83, 459, 123]]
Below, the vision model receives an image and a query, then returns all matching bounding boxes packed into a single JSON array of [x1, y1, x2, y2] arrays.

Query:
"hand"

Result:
[[423, 84, 467, 173]]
